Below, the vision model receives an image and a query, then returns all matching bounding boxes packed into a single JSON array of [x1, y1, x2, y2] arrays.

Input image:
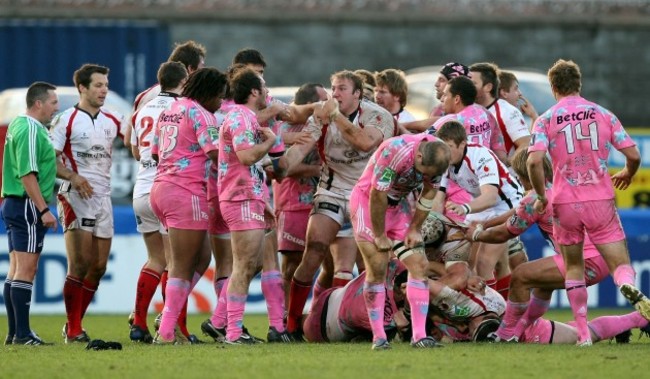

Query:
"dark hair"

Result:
[[73, 64, 109, 90], [448, 76, 477, 106], [548, 59, 581, 96], [498, 71, 518, 94], [375, 69, 409, 107], [168, 40, 206, 72], [233, 48, 267, 68], [331, 70, 363, 100], [157, 62, 188, 91], [26, 81, 56, 108], [470, 62, 499, 99], [181, 67, 227, 108], [294, 83, 324, 105], [229, 68, 263, 105], [436, 120, 467, 146]]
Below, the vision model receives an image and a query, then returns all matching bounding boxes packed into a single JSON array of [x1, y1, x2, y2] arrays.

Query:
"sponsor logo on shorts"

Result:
[[318, 202, 340, 213], [81, 218, 96, 227], [135, 216, 143, 225], [250, 212, 265, 222], [282, 232, 305, 246]]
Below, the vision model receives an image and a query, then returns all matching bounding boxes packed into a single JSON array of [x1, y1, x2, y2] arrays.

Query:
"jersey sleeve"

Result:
[[49, 112, 68, 152], [505, 192, 540, 236], [302, 116, 323, 142], [605, 108, 636, 151], [503, 107, 530, 143], [474, 149, 501, 187], [363, 107, 395, 139], [191, 106, 220, 154], [369, 141, 403, 192], [13, 121, 39, 177], [528, 112, 551, 153], [229, 112, 257, 153]]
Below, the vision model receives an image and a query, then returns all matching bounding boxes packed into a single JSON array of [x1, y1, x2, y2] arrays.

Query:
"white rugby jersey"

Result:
[[51, 106, 126, 196], [488, 99, 529, 157], [440, 144, 523, 207], [130, 92, 179, 199], [432, 286, 505, 322], [303, 100, 395, 199]]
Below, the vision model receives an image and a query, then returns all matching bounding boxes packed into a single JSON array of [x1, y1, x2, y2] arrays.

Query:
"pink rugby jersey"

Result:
[[433, 103, 506, 155], [528, 95, 636, 204], [218, 104, 269, 202], [153, 98, 220, 197], [355, 134, 443, 202]]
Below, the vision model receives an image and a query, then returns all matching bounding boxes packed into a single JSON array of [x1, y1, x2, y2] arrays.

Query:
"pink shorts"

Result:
[[302, 288, 336, 343], [350, 190, 411, 243], [220, 199, 267, 232], [208, 195, 230, 236], [444, 181, 472, 224], [276, 209, 309, 252], [552, 200, 625, 245], [520, 318, 553, 344], [552, 251, 609, 286], [150, 181, 208, 230]]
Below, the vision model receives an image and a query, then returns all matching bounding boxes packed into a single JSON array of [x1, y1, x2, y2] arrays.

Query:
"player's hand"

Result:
[[533, 195, 548, 214], [445, 202, 467, 216], [374, 235, 393, 253], [41, 211, 58, 231], [464, 221, 482, 241], [466, 275, 486, 294], [264, 203, 276, 230], [519, 96, 538, 119], [71, 173, 94, 199], [612, 168, 633, 190], [260, 126, 277, 143], [404, 228, 423, 249]]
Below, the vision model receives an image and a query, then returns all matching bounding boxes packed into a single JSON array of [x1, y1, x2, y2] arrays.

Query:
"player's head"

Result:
[[548, 59, 581, 97], [73, 64, 109, 108], [233, 48, 267, 77], [294, 83, 327, 105], [469, 62, 499, 102], [26, 81, 58, 125], [416, 140, 451, 179], [511, 148, 553, 189], [435, 120, 467, 165], [181, 67, 227, 113], [442, 76, 477, 114], [230, 68, 266, 109], [498, 70, 521, 107], [331, 70, 364, 113], [422, 212, 446, 252], [374, 68, 409, 109], [354, 69, 377, 102], [157, 61, 188, 92], [436, 62, 469, 100], [471, 313, 501, 342], [168, 40, 206, 73]]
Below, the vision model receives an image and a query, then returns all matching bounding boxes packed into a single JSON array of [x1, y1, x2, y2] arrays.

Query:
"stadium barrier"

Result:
[[1, 206, 649, 314]]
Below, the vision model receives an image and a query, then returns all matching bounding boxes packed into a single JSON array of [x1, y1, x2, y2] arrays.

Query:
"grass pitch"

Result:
[[1, 309, 648, 379]]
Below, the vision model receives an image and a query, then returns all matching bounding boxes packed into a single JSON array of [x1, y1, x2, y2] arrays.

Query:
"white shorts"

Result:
[[133, 194, 166, 234], [310, 191, 353, 238], [465, 197, 521, 223], [57, 192, 114, 238]]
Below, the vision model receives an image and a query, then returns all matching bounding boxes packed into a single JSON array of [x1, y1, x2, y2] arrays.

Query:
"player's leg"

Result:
[[357, 240, 390, 349], [261, 229, 291, 341]]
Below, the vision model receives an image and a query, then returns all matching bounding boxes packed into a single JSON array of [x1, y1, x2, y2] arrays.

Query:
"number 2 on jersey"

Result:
[[138, 116, 154, 147], [559, 122, 598, 154]]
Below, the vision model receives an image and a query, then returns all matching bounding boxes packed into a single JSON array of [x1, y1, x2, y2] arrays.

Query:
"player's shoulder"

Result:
[[361, 100, 393, 122], [99, 107, 125, 125]]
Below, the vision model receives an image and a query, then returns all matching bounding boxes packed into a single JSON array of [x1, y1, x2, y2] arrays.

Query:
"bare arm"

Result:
[[55, 151, 94, 199], [467, 223, 516, 244], [235, 132, 276, 166], [286, 163, 320, 178], [527, 150, 548, 212], [402, 117, 438, 133], [447, 184, 499, 216], [131, 145, 141, 161], [611, 145, 641, 190], [330, 111, 384, 152]]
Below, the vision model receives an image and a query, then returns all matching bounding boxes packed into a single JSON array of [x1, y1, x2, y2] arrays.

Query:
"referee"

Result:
[[1, 82, 59, 345]]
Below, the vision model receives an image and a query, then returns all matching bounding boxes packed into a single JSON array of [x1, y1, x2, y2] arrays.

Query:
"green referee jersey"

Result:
[[2, 115, 57, 202]]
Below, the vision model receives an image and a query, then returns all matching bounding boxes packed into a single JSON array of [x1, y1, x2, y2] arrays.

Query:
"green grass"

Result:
[[1, 309, 648, 379]]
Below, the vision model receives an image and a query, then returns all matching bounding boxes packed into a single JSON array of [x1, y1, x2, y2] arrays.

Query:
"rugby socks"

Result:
[[210, 277, 229, 328], [226, 293, 248, 341], [332, 271, 354, 288], [495, 274, 511, 301], [262, 270, 286, 332], [407, 279, 430, 342], [178, 272, 202, 338], [80, 279, 99, 319], [63, 275, 84, 336], [613, 264, 636, 287], [312, 281, 327, 303], [134, 266, 161, 329], [588, 312, 648, 341], [566, 279, 590, 343], [513, 294, 550, 338], [496, 300, 527, 340], [363, 282, 387, 342], [4, 279, 15, 338], [287, 278, 312, 332], [158, 278, 190, 341], [10, 280, 33, 338], [160, 270, 168, 301]]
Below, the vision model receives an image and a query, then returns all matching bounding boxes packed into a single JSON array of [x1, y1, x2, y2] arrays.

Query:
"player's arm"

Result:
[[20, 173, 57, 229], [612, 145, 641, 190], [447, 184, 499, 216], [468, 223, 516, 244], [402, 117, 439, 133], [55, 150, 94, 199], [527, 150, 548, 207], [482, 208, 516, 229], [405, 182, 437, 248], [286, 163, 320, 178], [370, 187, 391, 252], [332, 113, 384, 152]]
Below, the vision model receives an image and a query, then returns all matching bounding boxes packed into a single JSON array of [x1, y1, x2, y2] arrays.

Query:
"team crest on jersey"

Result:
[[104, 129, 112, 139], [379, 168, 396, 185], [343, 150, 359, 158]]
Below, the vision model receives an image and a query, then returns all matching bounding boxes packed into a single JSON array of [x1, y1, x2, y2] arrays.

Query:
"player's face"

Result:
[[81, 73, 109, 109], [332, 78, 361, 115], [435, 74, 448, 100], [247, 64, 265, 78], [500, 82, 521, 107], [441, 84, 457, 115], [255, 77, 269, 110], [469, 71, 487, 103], [374, 85, 399, 113], [204, 88, 226, 113], [443, 139, 466, 165], [38, 90, 59, 125]]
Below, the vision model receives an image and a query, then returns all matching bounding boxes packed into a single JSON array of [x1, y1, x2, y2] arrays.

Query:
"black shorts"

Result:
[[1, 197, 48, 253]]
